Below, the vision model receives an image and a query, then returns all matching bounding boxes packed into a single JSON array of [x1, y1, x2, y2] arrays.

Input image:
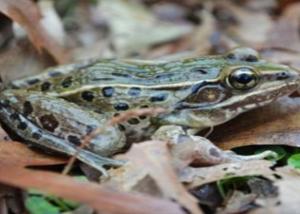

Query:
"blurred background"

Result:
[[1, 1, 300, 214], [1, 0, 300, 83]]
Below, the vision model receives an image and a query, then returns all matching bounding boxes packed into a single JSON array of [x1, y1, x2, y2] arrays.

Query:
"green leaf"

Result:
[[217, 176, 252, 198], [26, 196, 59, 214], [46, 195, 79, 211], [288, 153, 300, 169], [26, 176, 85, 212]]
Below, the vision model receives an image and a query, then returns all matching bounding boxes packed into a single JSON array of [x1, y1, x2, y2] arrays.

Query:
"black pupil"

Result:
[[233, 71, 253, 84], [236, 73, 253, 84]]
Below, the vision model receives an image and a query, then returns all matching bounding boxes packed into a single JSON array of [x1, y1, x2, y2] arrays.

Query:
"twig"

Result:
[[62, 127, 104, 175]]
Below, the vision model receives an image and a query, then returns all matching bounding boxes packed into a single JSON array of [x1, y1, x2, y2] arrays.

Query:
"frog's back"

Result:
[[13, 56, 225, 113]]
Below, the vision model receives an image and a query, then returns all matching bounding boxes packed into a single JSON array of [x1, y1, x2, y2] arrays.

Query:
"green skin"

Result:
[[0, 47, 298, 173]]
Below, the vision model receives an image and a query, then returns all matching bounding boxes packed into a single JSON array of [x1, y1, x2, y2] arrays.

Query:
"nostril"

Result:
[[276, 71, 290, 80]]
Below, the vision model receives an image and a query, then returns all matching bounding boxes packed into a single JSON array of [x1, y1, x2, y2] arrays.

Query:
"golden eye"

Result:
[[227, 67, 259, 90]]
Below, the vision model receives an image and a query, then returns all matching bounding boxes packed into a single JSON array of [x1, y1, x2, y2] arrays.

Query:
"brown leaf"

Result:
[[97, 0, 192, 57], [264, 3, 300, 52], [0, 164, 184, 214], [0, 0, 69, 64], [212, 97, 300, 150], [106, 140, 203, 214], [0, 127, 9, 141], [277, 0, 300, 13], [216, 191, 257, 214], [214, 1, 272, 46], [271, 167, 300, 213], [0, 141, 66, 167], [249, 167, 300, 214], [260, 49, 300, 69]]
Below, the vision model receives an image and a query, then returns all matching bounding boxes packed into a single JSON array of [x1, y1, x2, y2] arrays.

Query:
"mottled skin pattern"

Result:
[[0, 47, 298, 172]]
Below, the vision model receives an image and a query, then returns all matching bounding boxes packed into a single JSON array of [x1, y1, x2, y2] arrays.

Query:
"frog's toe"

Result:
[[227, 150, 278, 162]]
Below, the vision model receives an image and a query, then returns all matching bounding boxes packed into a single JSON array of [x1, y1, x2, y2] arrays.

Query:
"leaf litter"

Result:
[[0, 0, 300, 213]]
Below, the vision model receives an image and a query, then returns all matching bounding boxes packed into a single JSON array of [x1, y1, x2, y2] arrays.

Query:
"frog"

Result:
[[0, 47, 298, 174]]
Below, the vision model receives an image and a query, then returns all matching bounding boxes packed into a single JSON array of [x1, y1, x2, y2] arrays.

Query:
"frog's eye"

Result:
[[227, 67, 259, 90], [226, 47, 259, 62]]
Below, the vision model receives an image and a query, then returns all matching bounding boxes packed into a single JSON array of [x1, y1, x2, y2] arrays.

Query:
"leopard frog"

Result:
[[0, 47, 298, 172]]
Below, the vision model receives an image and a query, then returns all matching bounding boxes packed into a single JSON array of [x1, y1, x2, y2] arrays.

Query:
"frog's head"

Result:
[[172, 47, 300, 128]]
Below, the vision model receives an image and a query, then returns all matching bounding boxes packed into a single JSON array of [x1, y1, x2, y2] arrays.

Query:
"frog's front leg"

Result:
[[0, 90, 126, 175], [152, 125, 277, 167]]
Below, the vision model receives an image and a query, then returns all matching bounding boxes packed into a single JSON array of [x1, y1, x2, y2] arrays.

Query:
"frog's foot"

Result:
[[152, 125, 276, 167], [76, 149, 125, 176]]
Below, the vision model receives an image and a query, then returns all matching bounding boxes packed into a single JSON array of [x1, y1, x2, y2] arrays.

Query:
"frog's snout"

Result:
[[292, 67, 300, 80], [276, 66, 300, 83], [288, 67, 300, 85]]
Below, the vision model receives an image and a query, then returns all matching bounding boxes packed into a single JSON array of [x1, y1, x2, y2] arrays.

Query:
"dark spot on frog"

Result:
[[209, 147, 220, 157], [102, 87, 115, 97], [118, 124, 126, 131], [139, 115, 147, 120], [114, 102, 129, 111], [23, 101, 33, 116], [153, 73, 174, 79], [39, 114, 59, 132], [244, 55, 258, 62], [48, 71, 62, 77], [150, 93, 168, 102], [27, 78, 40, 85], [41, 81, 51, 91], [128, 87, 141, 97], [191, 67, 208, 74], [226, 53, 235, 60], [32, 132, 42, 140], [86, 125, 95, 134], [92, 77, 114, 81], [111, 72, 130, 78], [226, 53, 258, 62], [9, 113, 19, 120], [81, 91, 94, 102], [61, 77, 73, 88], [127, 118, 139, 125], [17, 122, 27, 130], [67, 135, 81, 146]]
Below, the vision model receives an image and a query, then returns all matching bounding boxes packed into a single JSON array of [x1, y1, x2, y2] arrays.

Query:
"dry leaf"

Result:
[[212, 97, 300, 150], [264, 3, 300, 52], [0, 141, 66, 167], [97, 0, 192, 57], [273, 167, 300, 213], [260, 49, 300, 68], [0, 0, 69, 64], [214, 1, 272, 46], [249, 167, 300, 214], [216, 191, 257, 214], [0, 164, 184, 214], [106, 140, 203, 214]]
